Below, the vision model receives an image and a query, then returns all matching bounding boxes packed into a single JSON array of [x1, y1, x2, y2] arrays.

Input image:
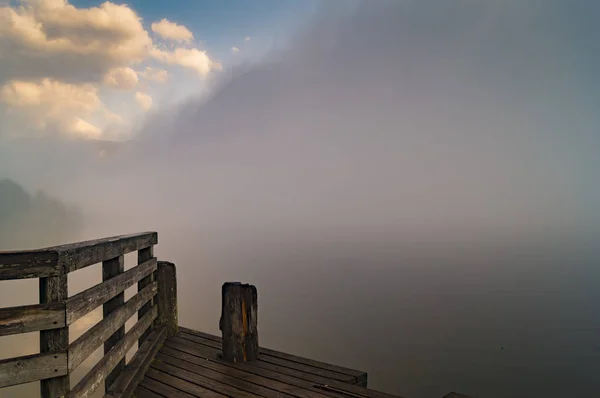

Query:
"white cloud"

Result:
[[135, 91, 152, 111], [1, 78, 99, 116], [103, 67, 138, 90], [245, 36, 251, 42], [0, 77, 106, 138], [0, 0, 152, 83], [68, 117, 101, 138], [151, 19, 193, 43], [138, 67, 168, 83], [150, 47, 221, 77], [231, 46, 240, 54]]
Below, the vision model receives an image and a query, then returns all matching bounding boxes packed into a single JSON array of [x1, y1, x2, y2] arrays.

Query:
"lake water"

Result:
[[2, 230, 599, 398]]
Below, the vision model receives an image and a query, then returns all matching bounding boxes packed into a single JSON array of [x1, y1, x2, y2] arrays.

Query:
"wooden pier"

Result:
[[0, 232, 471, 398]]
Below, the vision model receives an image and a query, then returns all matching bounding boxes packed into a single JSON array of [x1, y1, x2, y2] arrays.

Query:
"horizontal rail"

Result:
[[68, 282, 158, 370], [65, 258, 157, 324], [67, 305, 158, 398], [0, 352, 67, 388], [0, 232, 157, 280], [0, 302, 65, 337], [105, 326, 167, 397], [0, 251, 59, 280]]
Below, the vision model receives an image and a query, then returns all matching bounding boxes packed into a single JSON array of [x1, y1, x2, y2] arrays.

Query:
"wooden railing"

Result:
[[0, 232, 177, 398]]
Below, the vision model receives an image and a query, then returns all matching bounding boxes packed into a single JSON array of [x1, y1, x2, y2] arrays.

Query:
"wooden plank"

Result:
[[161, 342, 347, 398], [176, 332, 354, 384], [65, 258, 157, 324], [0, 352, 67, 388], [40, 275, 69, 398], [68, 281, 157, 371], [140, 374, 203, 398], [105, 326, 167, 398], [59, 232, 158, 273], [180, 327, 366, 384], [138, 246, 154, 346], [220, 282, 259, 362], [0, 232, 157, 279], [165, 337, 399, 398], [0, 302, 65, 337], [67, 306, 157, 398], [151, 357, 263, 398], [104, 255, 126, 392], [155, 261, 178, 337], [156, 349, 327, 398], [134, 385, 165, 398], [144, 368, 227, 398], [0, 250, 59, 280]]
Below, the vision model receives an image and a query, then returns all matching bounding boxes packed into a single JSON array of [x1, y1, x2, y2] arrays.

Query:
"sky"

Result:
[[0, 0, 322, 140], [2, 2, 600, 397]]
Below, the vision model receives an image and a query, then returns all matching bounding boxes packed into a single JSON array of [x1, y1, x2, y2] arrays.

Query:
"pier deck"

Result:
[[135, 327, 397, 398]]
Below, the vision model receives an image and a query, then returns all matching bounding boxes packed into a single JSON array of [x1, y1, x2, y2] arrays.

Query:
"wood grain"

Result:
[[0, 302, 65, 337], [65, 258, 156, 324]]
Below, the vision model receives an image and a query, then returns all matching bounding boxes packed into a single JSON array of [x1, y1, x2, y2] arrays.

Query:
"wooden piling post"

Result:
[[155, 261, 178, 337], [219, 282, 259, 362]]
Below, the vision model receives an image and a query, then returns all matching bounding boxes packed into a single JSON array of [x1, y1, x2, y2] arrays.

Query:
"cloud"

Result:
[[135, 91, 152, 111], [150, 47, 221, 77], [139, 66, 168, 83], [103, 67, 138, 89], [244, 36, 251, 42], [231, 46, 240, 54], [151, 18, 193, 43], [68, 117, 101, 138], [0, 78, 102, 137], [0, 0, 152, 83]]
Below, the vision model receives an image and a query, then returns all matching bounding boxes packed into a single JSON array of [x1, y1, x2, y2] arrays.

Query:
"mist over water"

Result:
[[2, 1, 600, 397]]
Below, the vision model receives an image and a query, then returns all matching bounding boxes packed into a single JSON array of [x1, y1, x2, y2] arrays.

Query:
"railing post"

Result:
[[102, 255, 125, 392], [137, 246, 154, 345], [219, 282, 259, 362], [155, 261, 178, 336], [39, 275, 69, 398]]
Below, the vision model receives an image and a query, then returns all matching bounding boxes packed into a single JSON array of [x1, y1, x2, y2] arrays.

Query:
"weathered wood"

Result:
[[142, 372, 209, 398], [135, 386, 164, 398], [151, 357, 263, 398], [0, 232, 157, 280], [65, 258, 157, 324], [135, 385, 165, 398], [166, 336, 393, 398], [105, 326, 167, 398], [155, 350, 315, 398], [177, 331, 354, 384], [68, 281, 157, 371], [39, 275, 70, 398], [0, 352, 68, 388], [159, 343, 348, 398], [155, 261, 178, 337], [138, 246, 154, 346], [144, 368, 227, 398], [220, 282, 259, 362], [0, 250, 59, 280], [0, 302, 65, 337], [67, 305, 157, 398], [103, 255, 125, 392], [59, 232, 158, 273], [179, 327, 367, 386]]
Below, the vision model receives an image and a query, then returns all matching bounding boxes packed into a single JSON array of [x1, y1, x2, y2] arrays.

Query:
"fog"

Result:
[[2, 1, 600, 397]]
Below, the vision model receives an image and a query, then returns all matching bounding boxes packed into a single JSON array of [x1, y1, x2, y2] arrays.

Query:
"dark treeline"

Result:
[[0, 178, 83, 250]]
